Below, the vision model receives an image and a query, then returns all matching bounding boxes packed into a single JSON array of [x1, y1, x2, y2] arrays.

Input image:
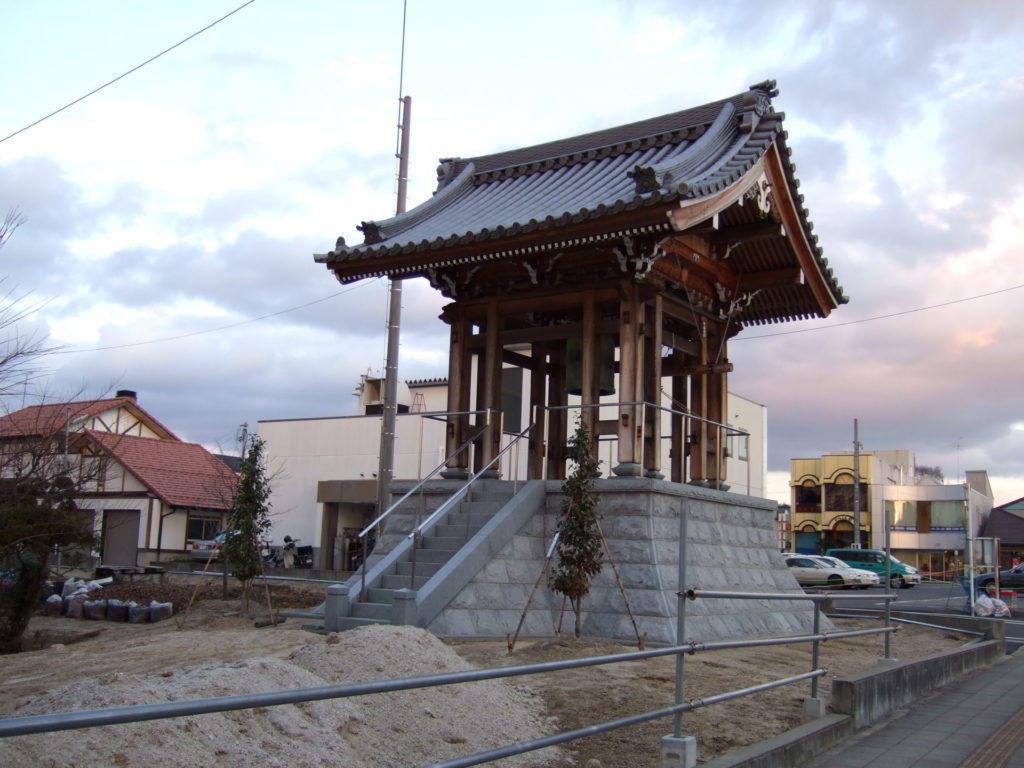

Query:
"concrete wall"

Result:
[[407, 478, 818, 645], [831, 639, 1004, 729]]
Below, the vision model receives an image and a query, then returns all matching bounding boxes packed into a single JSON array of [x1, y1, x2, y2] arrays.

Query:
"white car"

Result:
[[782, 555, 877, 590], [812, 555, 880, 589]]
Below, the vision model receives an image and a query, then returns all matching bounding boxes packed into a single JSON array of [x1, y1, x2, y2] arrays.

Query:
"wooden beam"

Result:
[[707, 220, 785, 245], [657, 237, 737, 290], [662, 360, 734, 377]]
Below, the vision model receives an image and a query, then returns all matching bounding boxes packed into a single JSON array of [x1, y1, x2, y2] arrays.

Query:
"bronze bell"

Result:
[[566, 336, 616, 397]]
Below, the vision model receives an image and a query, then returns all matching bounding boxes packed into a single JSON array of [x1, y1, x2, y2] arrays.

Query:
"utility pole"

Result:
[[376, 95, 411, 518], [852, 419, 862, 548]]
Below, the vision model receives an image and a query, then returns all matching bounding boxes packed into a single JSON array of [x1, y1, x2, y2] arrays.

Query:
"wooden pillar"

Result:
[[580, 290, 598, 455], [707, 333, 728, 489], [443, 312, 470, 479], [528, 342, 547, 479], [690, 321, 709, 483], [546, 342, 568, 479], [670, 373, 686, 483], [613, 282, 642, 477], [642, 296, 663, 478], [480, 300, 503, 476]]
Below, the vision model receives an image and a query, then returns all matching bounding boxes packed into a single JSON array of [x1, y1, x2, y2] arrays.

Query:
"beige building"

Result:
[[789, 450, 993, 573]]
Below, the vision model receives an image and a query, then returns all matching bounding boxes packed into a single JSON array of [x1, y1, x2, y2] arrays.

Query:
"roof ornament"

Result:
[[522, 261, 539, 285], [741, 174, 773, 215], [628, 165, 660, 194], [737, 80, 778, 133], [436, 159, 458, 189], [358, 221, 384, 245]]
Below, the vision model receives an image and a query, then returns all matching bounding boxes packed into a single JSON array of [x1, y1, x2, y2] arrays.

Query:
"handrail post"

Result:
[[664, 498, 697, 768], [810, 600, 821, 700], [360, 538, 368, 603], [673, 499, 688, 737], [409, 531, 419, 590]]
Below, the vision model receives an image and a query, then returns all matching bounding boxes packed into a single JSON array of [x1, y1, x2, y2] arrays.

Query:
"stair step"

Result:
[[382, 573, 430, 590], [352, 602, 391, 621], [432, 523, 481, 540], [409, 547, 459, 564], [395, 561, 441, 578], [366, 587, 396, 604], [444, 512, 493, 529], [419, 535, 464, 551]]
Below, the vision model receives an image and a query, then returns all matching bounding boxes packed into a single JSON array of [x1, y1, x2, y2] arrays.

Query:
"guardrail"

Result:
[[1, 503, 901, 767]]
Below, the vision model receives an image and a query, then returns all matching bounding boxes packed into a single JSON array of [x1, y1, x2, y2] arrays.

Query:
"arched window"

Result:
[[825, 472, 869, 513]]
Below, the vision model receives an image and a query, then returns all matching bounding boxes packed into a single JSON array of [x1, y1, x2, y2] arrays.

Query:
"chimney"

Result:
[[116, 389, 138, 401]]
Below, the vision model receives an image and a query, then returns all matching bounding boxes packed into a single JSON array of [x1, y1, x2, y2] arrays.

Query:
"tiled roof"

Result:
[[316, 81, 844, 314], [84, 431, 237, 511], [0, 397, 179, 440]]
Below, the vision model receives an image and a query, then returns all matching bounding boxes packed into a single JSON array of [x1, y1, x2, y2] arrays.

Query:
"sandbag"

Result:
[[127, 602, 149, 624], [106, 599, 129, 621], [149, 601, 173, 623], [44, 594, 63, 617], [83, 599, 107, 620], [64, 594, 88, 619]]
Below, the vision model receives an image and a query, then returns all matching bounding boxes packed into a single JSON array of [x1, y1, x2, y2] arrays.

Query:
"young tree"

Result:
[[549, 417, 603, 638], [223, 435, 271, 606]]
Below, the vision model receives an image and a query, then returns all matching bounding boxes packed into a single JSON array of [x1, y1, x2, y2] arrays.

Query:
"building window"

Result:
[[187, 514, 222, 541], [825, 473, 869, 513], [728, 430, 748, 462], [795, 481, 821, 514]]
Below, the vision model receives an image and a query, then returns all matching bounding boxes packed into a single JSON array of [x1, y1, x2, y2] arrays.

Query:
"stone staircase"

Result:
[[309, 483, 518, 631]]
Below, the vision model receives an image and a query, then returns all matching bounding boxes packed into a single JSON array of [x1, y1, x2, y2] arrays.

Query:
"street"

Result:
[[831, 581, 1024, 650]]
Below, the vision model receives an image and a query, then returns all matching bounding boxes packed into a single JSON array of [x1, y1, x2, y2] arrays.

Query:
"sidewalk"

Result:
[[806, 647, 1024, 767]]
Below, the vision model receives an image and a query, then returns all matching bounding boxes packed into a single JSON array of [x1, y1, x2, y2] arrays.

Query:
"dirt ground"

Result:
[[0, 575, 972, 767]]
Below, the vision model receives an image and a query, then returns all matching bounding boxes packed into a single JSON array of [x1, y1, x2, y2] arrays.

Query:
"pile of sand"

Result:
[[0, 625, 566, 768]]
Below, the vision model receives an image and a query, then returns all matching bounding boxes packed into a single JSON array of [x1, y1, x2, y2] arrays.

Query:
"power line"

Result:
[[54, 279, 379, 354], [0, 0, 258, 145], [735, 282, 1024, 341]]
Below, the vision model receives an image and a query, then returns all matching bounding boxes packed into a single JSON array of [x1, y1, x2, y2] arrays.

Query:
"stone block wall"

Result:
[[419, 478, 818, 645]]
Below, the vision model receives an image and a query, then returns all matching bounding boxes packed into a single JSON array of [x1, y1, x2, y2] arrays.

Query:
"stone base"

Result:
[[802, 696, 826, 722], [661, 734, 697, 768]]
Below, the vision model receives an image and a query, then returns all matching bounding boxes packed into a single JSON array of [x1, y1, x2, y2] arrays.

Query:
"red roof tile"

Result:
[[0, 398, 179, 440], [84, 430, 238, 510]]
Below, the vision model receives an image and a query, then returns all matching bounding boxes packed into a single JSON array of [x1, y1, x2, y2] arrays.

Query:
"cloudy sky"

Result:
[[1, 1, 1022, 505]]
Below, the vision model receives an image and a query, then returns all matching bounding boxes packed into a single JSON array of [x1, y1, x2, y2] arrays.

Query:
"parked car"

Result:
[[190, 530, 235, 561], [812, 555, 880, 589], [823, 548, 921, 589], [974, 563, 1024, 592], [782, 555, 876, 589]]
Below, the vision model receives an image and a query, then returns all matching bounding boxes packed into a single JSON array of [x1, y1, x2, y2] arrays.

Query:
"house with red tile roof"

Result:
[[0, 391, 237, 567]]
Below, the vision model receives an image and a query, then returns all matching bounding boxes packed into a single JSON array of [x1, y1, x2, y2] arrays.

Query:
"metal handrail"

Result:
[[0, 625, 882, 740], [542, 398, 749, 489], [356, 419, 490, 604], [405, 423, 533, 590], [357, 421, 489, 540]]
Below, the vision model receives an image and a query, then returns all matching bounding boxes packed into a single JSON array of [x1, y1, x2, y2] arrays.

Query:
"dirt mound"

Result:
[[0, 624, 565, 768]]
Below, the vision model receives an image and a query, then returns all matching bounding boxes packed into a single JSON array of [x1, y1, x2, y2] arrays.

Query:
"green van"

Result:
[[824, 548, 921, 589]]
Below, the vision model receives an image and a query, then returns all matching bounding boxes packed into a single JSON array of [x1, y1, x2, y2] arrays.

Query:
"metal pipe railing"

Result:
[[355, 418, 490, 602], [543, 399, 749, 488], [0, 626, 880, 740], [406, 423, 532, 589]]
